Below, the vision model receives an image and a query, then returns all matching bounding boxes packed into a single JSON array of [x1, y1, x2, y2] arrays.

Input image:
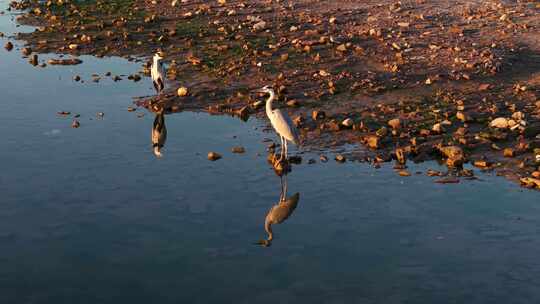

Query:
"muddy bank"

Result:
[[6, 0, 540, 189]]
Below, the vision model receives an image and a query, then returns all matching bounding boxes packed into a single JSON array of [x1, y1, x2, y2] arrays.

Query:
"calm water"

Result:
[[1, 3, 540, 303]]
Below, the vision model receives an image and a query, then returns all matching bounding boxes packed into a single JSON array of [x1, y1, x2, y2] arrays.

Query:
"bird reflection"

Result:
[[151, 109, 167, 158], [256, 160, 300, 247]]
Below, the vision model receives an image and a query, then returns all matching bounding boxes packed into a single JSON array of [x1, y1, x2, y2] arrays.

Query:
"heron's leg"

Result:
[[283, 174, 288, 200], [283, 139, 289, 159], [279, 176, 285, 202], [279, 136, 285, 161]]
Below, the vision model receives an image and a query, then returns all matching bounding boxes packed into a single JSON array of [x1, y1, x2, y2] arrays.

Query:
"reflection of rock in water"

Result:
[[151, 111, 167, 158], [267, 152, 291, 177], [257, 174, 300, 247]]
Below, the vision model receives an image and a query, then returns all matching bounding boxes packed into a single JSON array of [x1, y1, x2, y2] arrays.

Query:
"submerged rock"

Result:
[[231, 146, 245, 153]]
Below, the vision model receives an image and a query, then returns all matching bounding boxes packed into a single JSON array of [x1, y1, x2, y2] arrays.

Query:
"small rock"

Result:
[[473, 160, 490, 168], [71, 120, 80, 128], [503, 148, 515, 158], [435, 177, 460, 184], [432, 123, 444, 133], [312, 110, 325, 120], [127, 107, 136, 112], [73, 75, 81, 81], [231, 146, 245, 153], [335, 154, 346, 163], [253, 21, 267, 31], [286, 99, 300, 107], [208, 152, 222, 161], [398, 170, 411, 177], [4, 41, 13, 51], [177, 86, 188, 97], [490, 117, 509, 129], [341, 118, 354, 128], [388, 118, 401, 129], [336, 44, 347, 52], [21, 47, 32, 56], [320, 155, 328, 162], [366, 135, 379, 149]]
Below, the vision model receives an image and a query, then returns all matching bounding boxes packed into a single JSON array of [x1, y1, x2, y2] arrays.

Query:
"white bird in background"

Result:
[[151, 51, 165, 94], [256, 85, 300, 160], [151, 109, 167, 158]]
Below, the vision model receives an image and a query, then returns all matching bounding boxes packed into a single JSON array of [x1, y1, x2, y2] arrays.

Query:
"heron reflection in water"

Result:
[[151, 108, 167, 158], [256, 162, 300, 247]]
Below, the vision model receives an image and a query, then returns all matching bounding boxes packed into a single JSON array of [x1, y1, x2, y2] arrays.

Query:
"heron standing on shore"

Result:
[[151, 51, 165, 94], [256, 85, 300, 160]]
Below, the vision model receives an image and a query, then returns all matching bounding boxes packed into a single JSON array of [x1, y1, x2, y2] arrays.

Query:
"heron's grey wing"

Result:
[[270, 109, 300, 144]]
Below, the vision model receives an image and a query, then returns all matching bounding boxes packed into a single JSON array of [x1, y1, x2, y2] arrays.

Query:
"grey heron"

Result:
[[151, 109, 167, 158], [256, 85, 300, 160], [151, 51, 165, 94], [257, 175, 300, 247]]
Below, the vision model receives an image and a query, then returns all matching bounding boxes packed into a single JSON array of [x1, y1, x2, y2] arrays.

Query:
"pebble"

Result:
[[341, 118, 353, 128], [4, 41, 13, 51], [398, 170, 411, 177], [208, 152, 222, 161], [503, 148, 515, 158], [388, 118, 401, 129], [231, 146, 245, 153], [127, 107, 136, 112], [312, 110, 325, 120], [177, 86, 188, 97], [490, 117, 509, 129], [71, 120, 80, 128], [335, 154, 346, 163]]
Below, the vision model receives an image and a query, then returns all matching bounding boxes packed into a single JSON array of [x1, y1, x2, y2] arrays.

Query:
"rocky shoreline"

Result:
[[5, 0, 540, 189]]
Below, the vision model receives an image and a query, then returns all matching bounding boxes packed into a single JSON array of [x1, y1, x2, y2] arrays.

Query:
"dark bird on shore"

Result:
[[151, 51, 165, 94]]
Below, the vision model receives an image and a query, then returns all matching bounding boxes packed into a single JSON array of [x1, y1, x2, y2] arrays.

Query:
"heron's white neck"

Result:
[[153, 56, 162, 65], [265, 90, 276, 115]]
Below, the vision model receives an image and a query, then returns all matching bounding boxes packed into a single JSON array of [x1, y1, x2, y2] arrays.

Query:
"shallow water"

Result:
[[1, 3, 540, 303]]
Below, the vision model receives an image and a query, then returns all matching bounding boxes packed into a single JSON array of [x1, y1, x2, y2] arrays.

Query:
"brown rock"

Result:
[[503, 148, 514, 158], [473, 160, 490, 168], [208, 152, 222, 161], [398, 170, 411, 177], [4, 41, 13, 51], [388, 118, 401, 129], [231, 146, 245, 153], [312, 110, 325, 120], [366, 135, 379, 149], [335, 154, 346, 163]]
